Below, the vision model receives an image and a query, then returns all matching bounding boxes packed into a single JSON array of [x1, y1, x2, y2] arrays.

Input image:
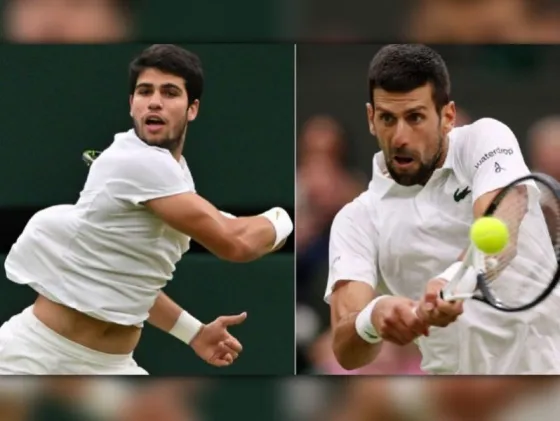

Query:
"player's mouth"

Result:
[[392, 156, 415, 168], [144, 115, 166, 134]]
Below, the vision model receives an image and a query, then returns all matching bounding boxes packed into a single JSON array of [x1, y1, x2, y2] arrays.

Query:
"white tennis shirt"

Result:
[[325, 118, 560, 374], [5, 130, 194, 326]]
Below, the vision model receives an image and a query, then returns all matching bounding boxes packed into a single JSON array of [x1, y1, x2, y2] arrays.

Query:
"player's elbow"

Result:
[[333, 348, 364, 371], [218, 237, 260, 263], [331, 323, 380, 371], [332, 340, 369, 371]]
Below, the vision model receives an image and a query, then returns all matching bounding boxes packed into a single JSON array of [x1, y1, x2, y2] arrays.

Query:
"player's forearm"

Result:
[[223, 208, 292, 262], [147, 292, 184, 332], [147, 292, 203, 345], [332, 313, 382, 370], [225, 216, 277, 261]]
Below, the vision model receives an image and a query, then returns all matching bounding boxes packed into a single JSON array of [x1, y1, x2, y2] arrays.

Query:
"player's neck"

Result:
[[435, 135, 450, 169], [171, 137, 186, 162]]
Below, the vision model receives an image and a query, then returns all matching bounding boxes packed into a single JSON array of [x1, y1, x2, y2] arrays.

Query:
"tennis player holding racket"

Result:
[[326, 44, 560, 374]]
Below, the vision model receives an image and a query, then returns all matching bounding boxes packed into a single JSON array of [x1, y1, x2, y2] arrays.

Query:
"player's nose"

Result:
[[148, 93, 163, 109], [391, 121, 410, 148]]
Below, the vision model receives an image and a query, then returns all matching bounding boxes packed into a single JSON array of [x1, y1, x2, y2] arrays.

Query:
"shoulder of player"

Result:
[[455, 118, 518, 149], [469, 117, 516, 139], [451, 118, 519, 168]]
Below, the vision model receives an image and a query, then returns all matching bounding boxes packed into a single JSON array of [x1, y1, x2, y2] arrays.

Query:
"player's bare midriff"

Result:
[[33, 295, 142, 355]]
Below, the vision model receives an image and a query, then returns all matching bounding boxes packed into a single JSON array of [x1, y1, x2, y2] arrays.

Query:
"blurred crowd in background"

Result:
[[2, 377, 560, 421], [296, 44, 560, 374], [1, 0, 560, 43]]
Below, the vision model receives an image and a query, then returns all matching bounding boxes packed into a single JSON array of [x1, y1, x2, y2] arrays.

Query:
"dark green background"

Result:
[[0, 44, 295, 375], [0, 44, 294, 208]]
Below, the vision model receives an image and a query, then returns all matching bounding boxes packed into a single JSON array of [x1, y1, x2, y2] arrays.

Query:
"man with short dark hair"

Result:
[[0, 44, 293, 375], [326, 44, 560, 374]]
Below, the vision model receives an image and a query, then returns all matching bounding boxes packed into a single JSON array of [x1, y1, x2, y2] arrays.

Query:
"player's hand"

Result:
[[190, 312, 246, 367], [417, 278, 464, 327], [371, 296, 430, 345]]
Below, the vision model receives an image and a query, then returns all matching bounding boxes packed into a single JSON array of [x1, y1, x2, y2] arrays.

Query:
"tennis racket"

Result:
[[435, 172, 560, 312], [82, 149, 102, 166]]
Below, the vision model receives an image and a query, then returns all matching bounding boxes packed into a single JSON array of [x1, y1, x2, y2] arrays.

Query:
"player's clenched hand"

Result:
[[417, 278, 463, 327], [190, 312, 246, 367], [372, 297, 430, 345]]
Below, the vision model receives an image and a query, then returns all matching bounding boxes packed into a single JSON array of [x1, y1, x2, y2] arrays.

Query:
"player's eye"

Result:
[[137, 89, 151, 96], [379, 113, 395, 124], [162, 90, 179, 97], [407, 113, 424, 123]]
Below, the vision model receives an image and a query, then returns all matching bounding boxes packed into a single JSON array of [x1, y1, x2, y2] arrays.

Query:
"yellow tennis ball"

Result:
[[470, 216, 509, 255]]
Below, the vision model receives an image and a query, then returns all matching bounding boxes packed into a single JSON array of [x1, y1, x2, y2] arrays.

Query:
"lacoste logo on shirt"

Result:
[[454, 186, 472, 202]]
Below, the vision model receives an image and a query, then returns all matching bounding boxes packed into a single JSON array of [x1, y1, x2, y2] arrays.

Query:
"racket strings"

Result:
[[482, 185, 529, 285], [483, 180, 560, 308]]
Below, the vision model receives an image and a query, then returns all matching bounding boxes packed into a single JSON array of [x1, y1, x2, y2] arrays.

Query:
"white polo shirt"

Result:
[[325, 118, 560, 374], [5, 130, 194, 326]]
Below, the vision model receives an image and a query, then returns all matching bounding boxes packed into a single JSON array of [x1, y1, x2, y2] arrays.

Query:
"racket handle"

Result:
[[441, 266, 478, 301]]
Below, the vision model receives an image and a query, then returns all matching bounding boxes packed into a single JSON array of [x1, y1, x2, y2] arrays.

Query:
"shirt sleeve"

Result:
[[109, 149, 194, 205], [324, 194, 378, 304], [464, 118, 531, 202]]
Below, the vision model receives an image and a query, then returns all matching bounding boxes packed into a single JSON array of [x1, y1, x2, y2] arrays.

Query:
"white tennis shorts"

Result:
[[0, 306, 148, 375]]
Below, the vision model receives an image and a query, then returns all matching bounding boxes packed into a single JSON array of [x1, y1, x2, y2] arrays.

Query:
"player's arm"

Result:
[[326, 199, 382, 370], [419, 119, 532, 320], [147, 291, 246, 366], [147, 291, 191, 335], [467, 119, 530, 263], [327, 198, 426, 370], [436, 119, 531, 280], [145, 193, 292, 262], [111, 150, 292, 263]]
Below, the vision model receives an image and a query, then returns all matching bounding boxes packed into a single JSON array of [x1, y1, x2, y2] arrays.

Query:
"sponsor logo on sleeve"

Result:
[[474, 147, 514, 170]]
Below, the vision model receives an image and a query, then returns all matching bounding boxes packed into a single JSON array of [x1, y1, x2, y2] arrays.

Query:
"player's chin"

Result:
[[141, 129, 168, 143], [390, 161, 419, 176], [389, 165, 421, 186]]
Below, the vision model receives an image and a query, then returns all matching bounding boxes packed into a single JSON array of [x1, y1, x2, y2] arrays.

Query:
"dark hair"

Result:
[[129, 44, 204, 104], [368, 44, 450, 111]]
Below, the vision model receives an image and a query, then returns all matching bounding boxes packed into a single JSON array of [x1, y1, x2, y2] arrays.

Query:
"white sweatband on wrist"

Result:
[[261, 207, 294, 249], [355, 295, 389, 344], [220, 210, 237, 219], [436, 261, 463, 282], [169, 311, 204, 345], [387, 379, 439, 421]]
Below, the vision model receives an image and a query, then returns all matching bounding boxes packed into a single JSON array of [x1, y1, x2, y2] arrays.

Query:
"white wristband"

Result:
[[355, 295, 390, 344], [436, 261, 463, 282], [169, 311, 204, 345], [261, 207, 294, 249]]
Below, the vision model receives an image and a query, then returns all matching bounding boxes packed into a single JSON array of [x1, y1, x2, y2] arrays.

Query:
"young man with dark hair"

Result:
[[0, 44, 293, 375]]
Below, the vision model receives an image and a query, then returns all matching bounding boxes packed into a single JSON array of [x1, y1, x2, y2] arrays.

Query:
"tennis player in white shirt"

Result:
[[0, 44, 293, 375], [325, 44, 560, 374]]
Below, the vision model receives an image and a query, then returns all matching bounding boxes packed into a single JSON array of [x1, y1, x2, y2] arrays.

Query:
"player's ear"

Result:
[[129, 95, 133, 117], [366, 103, 376, 136], [441, 101, 456, 135], [187, 99, 200, 122]]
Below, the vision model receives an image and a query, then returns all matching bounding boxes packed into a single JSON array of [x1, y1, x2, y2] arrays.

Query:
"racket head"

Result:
[[473, 173, 560, 312], [82, 150, 101, 166]]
